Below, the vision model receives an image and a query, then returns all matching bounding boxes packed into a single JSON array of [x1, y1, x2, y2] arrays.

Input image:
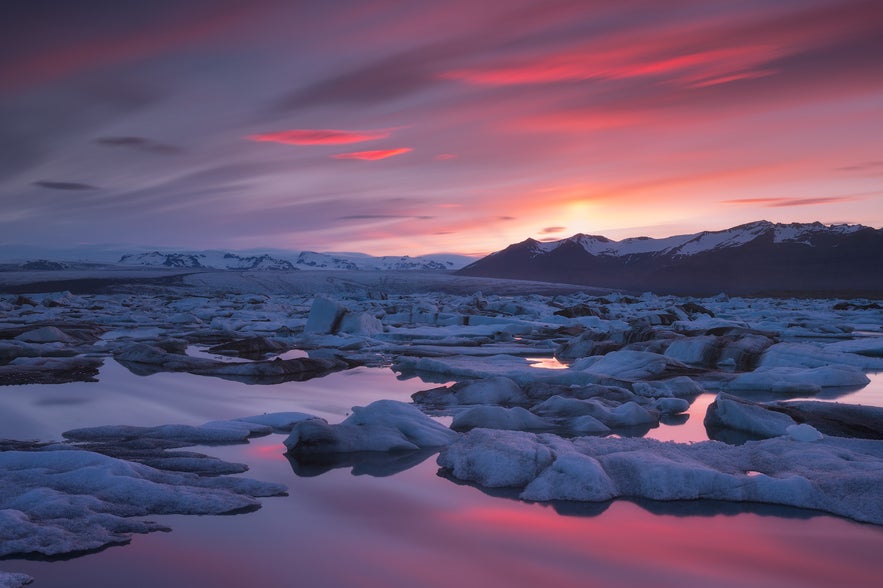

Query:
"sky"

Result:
[[1, 0, 882, 257]]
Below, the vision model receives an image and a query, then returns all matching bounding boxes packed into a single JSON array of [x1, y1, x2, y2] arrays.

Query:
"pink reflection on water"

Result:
[[243, 442, 287, 461], [438, 502, 883, 588], [526, 356, 569, 370]]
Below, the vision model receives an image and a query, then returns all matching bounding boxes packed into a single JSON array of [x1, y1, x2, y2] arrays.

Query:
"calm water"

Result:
[[2, 360, 883, 587]]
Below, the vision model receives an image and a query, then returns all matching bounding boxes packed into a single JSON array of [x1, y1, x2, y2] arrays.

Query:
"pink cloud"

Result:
[[247, 129, 390, 146], [723, 196, 861, 207], [331, 148, 412, 160]]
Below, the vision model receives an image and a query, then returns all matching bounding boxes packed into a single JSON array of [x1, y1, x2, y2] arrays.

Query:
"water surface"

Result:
[[2, 362, 883, 587]]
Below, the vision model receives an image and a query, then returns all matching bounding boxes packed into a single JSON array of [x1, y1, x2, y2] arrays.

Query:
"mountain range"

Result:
[[457, 221, 883, 296], [117, 250, 471, 272]]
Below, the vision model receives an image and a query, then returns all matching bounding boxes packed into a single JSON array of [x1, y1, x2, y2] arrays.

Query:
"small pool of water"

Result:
[[526, 356, 569, 370], [646, 372, 883, 443]]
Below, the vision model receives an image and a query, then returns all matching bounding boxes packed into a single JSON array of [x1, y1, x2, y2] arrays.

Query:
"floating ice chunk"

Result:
[[580, 350, 691, 381], [438, 431, 883, 525], [825, 337, 883, 357], [704, 393, 797, 438], [339, 311, 383, 336], [283, 400, 456, 454], [521, 453, 616, 501], [787, 423, 823, 442], [451, 406, 553, 432], [200, 420, 273, 436], [607, 401, 658, 427], [63, 420, 271, 445], [207, 336, 288, 358], [632, 376, 703, 398], [568, 415, 611, 435], [727, 365, 869, 393], [653, 397, 690, 414], [765, 400, 883, 440], [530, 396, 657, 428], [0, 447, 286, 557], [413, 376, 525, 406], [531, 396, 608, 419], [760, 342, 883, 370], [115, 342, 350, 382], [236, 412, 320, 433], [0, 356, 103, 385], [663, 336, 719, 365], [438, 429, 553, 487], [13, 326, 77, 344], [305, 296, 346, 333], [304, 296, 382, 336], [0, 570, 33, 587]]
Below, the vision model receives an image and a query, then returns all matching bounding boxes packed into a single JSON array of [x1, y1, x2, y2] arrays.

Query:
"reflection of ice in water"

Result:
[[5, 362, 883, 587], [526, 356, 568, 370], [185, 346, 309, 362], [10, 433, 883, 588]]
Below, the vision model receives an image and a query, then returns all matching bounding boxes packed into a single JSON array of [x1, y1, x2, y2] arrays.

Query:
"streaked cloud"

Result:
[[1, 1, 881, 255], [331, 148, 412, 161], [837, 160, 883, 172], [337, 214, 433, 220], [96, 136, 180, 154], [33, 181, 98, 191], [723, 196, 860, 207], [248, 129, 390, 146]]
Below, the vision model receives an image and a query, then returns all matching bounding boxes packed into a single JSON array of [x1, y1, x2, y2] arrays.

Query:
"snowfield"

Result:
[[1, 269, 882, 581]]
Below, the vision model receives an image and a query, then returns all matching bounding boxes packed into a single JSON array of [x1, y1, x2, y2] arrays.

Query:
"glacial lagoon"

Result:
[[2, 358, 882, 587]]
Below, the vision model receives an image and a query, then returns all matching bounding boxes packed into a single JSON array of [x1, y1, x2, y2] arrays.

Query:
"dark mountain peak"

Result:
[[458, 220, 883, 296]]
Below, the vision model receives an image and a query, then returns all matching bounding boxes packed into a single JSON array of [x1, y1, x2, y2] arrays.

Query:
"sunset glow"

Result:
[[1, 0, 880, 255]]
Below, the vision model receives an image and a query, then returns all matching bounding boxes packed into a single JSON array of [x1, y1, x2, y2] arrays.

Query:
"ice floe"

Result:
[[438, 430, 883, 525], [0, 571, 32, 588], [114, 342, 351, 383], [724, 365, 869, 394], [284, 400, 457, 454], [0, 445, 286, 558]]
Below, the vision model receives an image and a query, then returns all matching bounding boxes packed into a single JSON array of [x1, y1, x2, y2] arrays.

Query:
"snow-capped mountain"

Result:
[[118, 250, 472, 271], [119, 251, 295, 271], [459, 221, 883, 295], [293, 251, 467, 271]]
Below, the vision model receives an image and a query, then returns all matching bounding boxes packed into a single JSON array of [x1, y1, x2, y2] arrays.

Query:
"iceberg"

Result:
[[284, 400, 457, 454], [438, 430, 883, 525], [0, 446, 286, 558]]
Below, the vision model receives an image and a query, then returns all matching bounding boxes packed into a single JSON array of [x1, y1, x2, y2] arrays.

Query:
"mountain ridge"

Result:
[[458, 221, 883, 296], [117, 250, 471, 272]]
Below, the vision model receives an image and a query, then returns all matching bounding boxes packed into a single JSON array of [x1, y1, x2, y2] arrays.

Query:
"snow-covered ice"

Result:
[[0, 444, 286, 558], [284, 400, 457, 454], [0, 571, 32, 588], [439, 430, 883, 524]]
